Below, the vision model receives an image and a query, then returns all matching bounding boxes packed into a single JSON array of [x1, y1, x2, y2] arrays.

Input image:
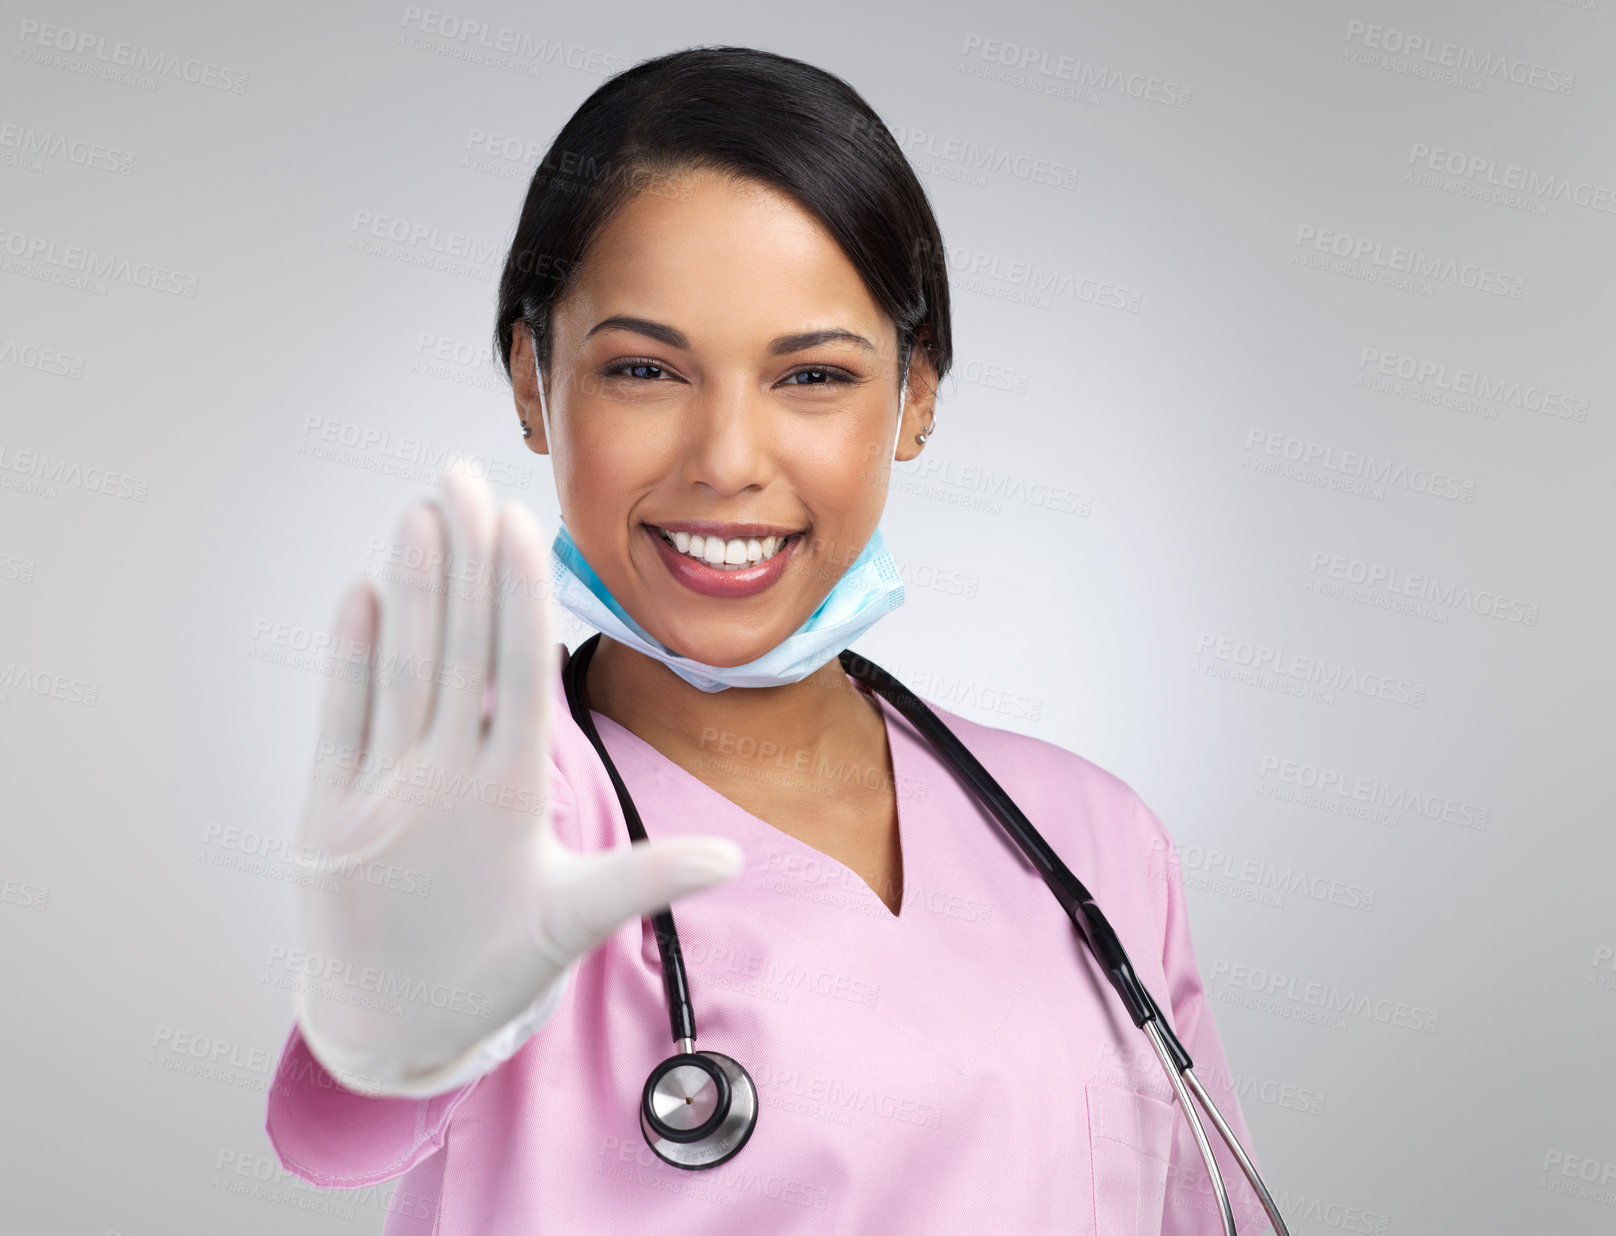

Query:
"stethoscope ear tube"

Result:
[[563, 633, 1288, 1226], [837, 648, 1290, 1234], [1075, 899, 1158, 1029], [836, 651, 1193, 1060]]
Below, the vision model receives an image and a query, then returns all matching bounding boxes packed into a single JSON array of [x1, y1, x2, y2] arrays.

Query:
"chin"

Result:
[[652, 624, 782, 669]]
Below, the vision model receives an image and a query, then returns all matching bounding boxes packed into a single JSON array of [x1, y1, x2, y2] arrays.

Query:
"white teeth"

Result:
[[656, 527, 793, 570]]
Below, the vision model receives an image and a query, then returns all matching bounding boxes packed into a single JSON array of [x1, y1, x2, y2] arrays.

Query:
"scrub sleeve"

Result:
[[263, 748, 585, 1192]]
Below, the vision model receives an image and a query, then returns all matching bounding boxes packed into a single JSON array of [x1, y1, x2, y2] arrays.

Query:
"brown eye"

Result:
[[604, 359, 671, 381], [782, 366, 856, 387]]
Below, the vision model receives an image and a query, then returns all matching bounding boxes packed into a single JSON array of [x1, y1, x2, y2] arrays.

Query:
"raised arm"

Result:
[[265, 466, 744, 1184]]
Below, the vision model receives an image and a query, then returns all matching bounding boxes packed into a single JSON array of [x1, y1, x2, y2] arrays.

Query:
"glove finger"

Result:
[[369, 500, 447, 767], [484, 500, 556, 764], [306, 579, 377, 824], [429, 465, 500, 741], [541, 837, 744, 961]]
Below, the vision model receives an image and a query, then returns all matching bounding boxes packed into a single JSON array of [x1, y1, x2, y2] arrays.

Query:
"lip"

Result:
[[644, 523, 802, 599]]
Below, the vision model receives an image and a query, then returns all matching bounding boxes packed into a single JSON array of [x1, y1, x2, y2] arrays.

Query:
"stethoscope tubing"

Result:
[[562, 638, 700, 1046], [561, 632, 1289, 1234]]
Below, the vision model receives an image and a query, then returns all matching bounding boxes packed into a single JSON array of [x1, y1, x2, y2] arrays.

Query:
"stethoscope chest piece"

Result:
[[640, 1049, 758, 1169]]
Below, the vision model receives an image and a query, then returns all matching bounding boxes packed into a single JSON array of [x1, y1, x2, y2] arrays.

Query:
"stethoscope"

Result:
[[561, 631, 1292, 1235]]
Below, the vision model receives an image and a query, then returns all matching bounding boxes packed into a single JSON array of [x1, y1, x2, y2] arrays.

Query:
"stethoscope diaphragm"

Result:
[[639, 1048, 758, 1169]]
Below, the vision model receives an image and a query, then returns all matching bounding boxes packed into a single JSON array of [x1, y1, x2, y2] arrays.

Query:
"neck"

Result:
[[585, 634, 879, 767]]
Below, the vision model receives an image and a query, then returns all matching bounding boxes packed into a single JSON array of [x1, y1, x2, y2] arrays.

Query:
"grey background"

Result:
[[2, 0, 1611, 1232]]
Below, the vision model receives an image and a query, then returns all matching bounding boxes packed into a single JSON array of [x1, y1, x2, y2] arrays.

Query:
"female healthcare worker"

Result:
[[265, 45, 1276, 1235]]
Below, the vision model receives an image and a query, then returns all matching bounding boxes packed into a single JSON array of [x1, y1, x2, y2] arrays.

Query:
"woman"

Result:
[[265, 45, 1271, 1235]]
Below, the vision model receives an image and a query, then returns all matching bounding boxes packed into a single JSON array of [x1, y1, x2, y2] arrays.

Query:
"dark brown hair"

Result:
[[493, 44, 953, 393]]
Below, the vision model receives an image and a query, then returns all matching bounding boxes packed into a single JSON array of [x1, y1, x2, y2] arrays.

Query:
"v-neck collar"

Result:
[[585, 684, 914, 923]]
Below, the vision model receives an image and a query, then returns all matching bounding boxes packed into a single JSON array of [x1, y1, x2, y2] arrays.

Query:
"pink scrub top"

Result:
[[266, 644, 1271, 1234]]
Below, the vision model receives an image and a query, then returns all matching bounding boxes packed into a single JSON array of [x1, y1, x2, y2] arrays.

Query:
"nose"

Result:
[[678, 381, 775, 498]]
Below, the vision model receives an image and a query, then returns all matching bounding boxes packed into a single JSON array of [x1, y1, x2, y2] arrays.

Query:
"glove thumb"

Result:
[[541, 837, 745, 961]]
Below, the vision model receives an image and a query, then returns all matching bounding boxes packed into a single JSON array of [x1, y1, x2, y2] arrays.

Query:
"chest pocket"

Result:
[[1086, 1080, 1180, 1236]]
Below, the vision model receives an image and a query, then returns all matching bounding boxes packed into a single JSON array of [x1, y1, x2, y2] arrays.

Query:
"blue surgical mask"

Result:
[[534, 327, 908, 692], [548, 521, 905, 692]]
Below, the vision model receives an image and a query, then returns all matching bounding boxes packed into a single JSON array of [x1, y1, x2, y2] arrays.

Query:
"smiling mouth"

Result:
[[647, 524, 805, 572]]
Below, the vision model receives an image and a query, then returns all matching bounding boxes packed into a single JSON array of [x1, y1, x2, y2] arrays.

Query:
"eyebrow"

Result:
[[584, 315, 876, 356]]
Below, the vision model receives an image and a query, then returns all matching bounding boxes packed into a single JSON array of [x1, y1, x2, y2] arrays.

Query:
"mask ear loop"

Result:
[[891, 372, 908, 460], [529, 323, 552, 449]]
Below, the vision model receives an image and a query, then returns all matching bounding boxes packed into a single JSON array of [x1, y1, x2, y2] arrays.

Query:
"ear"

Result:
[[892, 335, 939, 464], [510, 321, 551, 455]]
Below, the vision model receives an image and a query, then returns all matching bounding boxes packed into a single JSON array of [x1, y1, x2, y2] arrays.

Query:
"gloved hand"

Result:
[[289, 464, 743, 1098]]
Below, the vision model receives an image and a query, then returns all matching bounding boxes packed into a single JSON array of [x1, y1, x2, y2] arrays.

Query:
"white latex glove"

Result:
[[289, 465, 743, 1098]]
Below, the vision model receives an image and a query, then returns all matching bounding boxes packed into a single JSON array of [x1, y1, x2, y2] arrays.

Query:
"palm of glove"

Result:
[[291, 467, 742, 1096]]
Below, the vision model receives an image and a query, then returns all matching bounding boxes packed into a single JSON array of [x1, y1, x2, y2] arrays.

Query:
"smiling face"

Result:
[[514, 167, 935, 668]]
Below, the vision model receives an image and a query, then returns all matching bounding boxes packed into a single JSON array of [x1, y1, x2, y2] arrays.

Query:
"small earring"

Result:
[[915, 421, 935, 445], [520, 420, 532, 439]]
